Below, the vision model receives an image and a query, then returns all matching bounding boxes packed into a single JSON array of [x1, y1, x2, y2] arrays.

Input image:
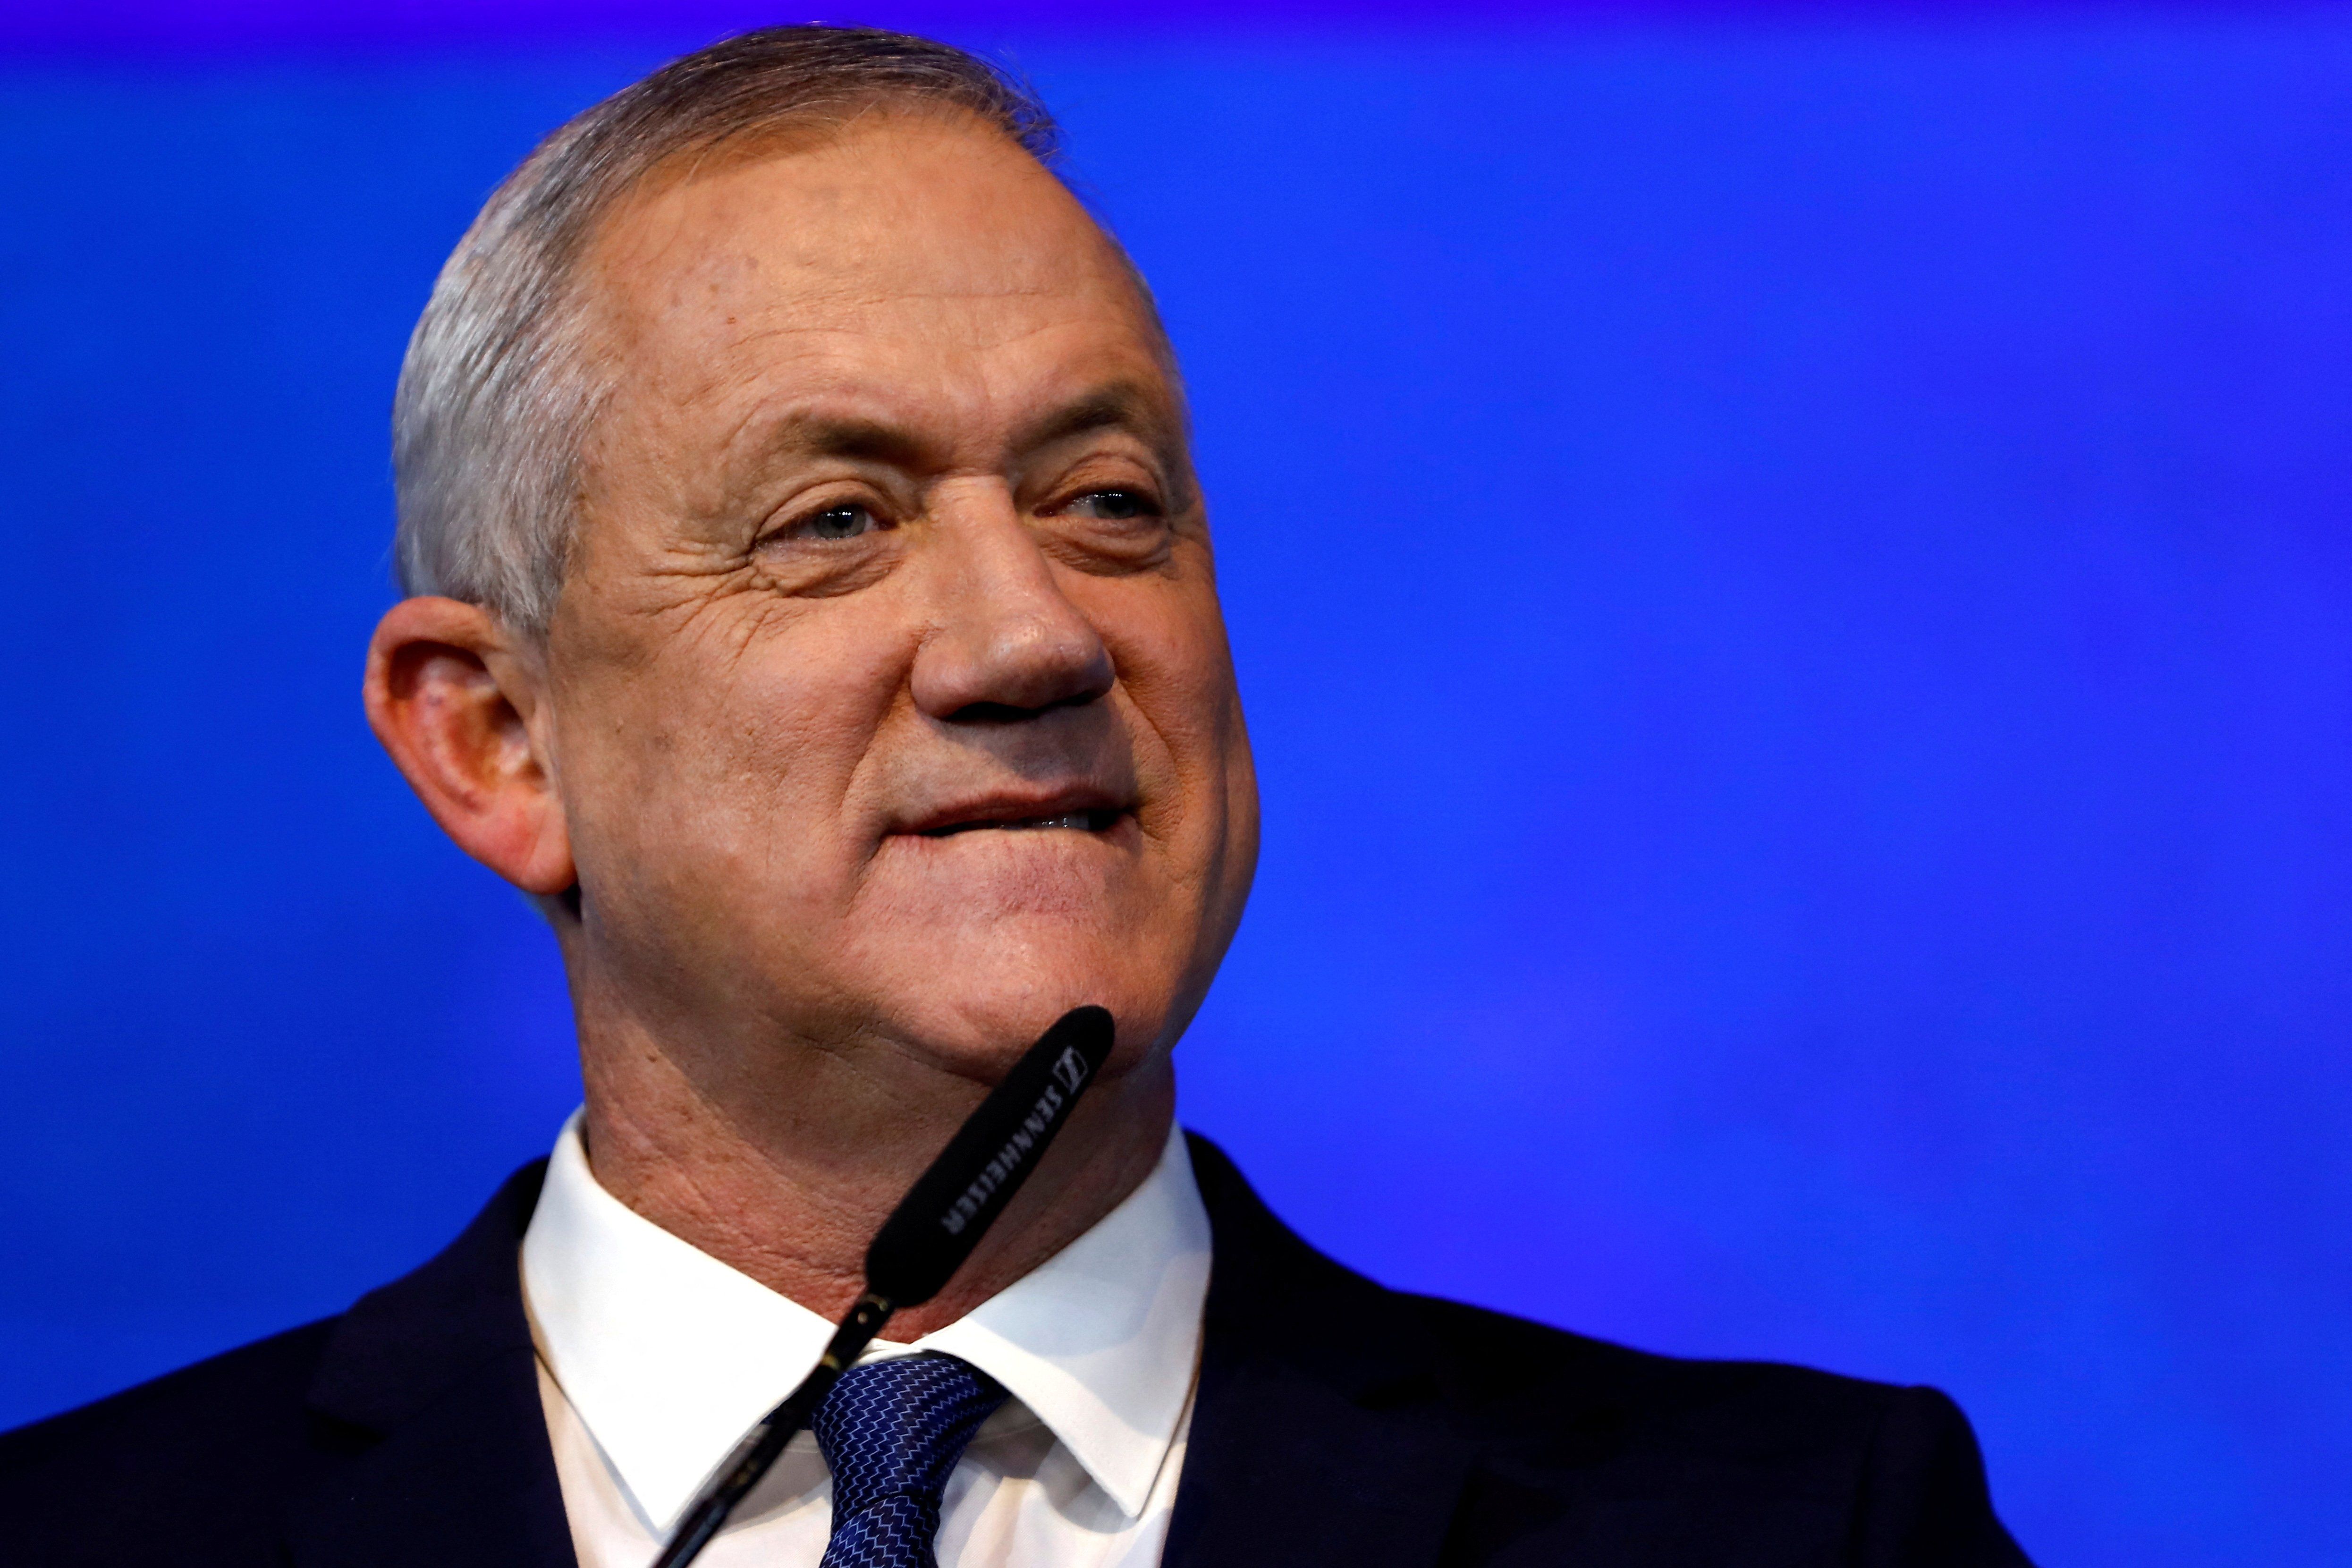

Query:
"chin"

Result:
[[860, 928, 1180, 1081]]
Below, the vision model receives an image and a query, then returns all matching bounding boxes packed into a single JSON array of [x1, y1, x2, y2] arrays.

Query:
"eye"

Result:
[[1063, 489, 1158, 522], [787, 502, 882, 542]]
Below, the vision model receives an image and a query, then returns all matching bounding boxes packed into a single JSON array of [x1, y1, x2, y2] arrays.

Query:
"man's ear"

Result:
[[364, 596, 576, 897]]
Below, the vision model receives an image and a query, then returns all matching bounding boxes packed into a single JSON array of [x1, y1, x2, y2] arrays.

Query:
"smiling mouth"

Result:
[[919, 808, 1124, 838]]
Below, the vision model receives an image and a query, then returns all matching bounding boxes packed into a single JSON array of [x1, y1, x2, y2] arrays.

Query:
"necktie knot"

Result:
[[812, 1352, 1010, 1568]]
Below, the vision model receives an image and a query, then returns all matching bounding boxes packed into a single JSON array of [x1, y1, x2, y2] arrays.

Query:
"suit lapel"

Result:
[[285, 1161, 577, 1568], [1166, 1136, 1476, 1568]]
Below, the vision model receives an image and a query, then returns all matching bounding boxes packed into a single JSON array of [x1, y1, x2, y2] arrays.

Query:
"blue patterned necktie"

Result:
[[812, 1353, 1011, 1568]]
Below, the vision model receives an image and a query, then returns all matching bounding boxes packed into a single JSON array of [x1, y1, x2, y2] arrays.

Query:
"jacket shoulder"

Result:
[[0, 1159, 554, 1568], [1396, 1293, 2026, 1565], [1182, 1133, 2028, 1566], [1400, 1288, 1897, 1445], [0, 1319, 348, 1564]]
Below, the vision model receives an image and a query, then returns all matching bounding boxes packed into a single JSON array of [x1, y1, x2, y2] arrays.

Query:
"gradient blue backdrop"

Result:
[[5, 6, 2350, 1564]]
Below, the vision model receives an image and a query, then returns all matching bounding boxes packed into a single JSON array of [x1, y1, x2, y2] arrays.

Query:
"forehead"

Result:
[[575, 114, 1167, 429]]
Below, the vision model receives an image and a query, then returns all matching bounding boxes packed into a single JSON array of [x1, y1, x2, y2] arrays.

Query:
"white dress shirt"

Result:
[[520, 1111, 1210, 1568]]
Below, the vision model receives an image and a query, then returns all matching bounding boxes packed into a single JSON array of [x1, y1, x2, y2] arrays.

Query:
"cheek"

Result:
[[556, 603, 905, 916], [1117, 577, 1259, 940], [1101, 577, 1245, 808]]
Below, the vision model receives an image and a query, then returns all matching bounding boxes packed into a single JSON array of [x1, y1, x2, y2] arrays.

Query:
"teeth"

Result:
[[1017, 813, 1092, 830]]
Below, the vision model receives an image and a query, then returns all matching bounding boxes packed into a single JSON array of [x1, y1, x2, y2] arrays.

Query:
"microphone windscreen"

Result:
[[862, 1005, 1117, 1308]]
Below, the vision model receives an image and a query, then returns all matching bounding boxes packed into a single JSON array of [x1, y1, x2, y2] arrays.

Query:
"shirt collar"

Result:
[[520, 1111, 1210, 1530]]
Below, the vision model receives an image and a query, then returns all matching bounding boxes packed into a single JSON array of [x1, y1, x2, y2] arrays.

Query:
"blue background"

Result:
[[4, 6, 2350, 1562]]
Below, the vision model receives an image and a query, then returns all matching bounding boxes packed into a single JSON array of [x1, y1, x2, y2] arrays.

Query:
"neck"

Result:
[[569, 996, 1176, 1340]]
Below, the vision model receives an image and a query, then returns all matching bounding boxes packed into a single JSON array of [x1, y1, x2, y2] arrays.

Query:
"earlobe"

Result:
[[364, 596, 577, 896]]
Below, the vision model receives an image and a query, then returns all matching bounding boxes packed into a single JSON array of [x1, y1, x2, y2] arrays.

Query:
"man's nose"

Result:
[[910, 484, 1116, 721]]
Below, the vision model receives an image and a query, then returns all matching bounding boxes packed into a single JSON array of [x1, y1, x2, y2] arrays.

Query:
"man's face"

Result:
[[541, 112, 1257, 1083]]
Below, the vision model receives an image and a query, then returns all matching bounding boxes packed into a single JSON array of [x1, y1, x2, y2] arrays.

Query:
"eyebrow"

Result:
[[1009, 383, 1180, 458], [758, 381, 1184, 473], [782, 415, 927, 467]]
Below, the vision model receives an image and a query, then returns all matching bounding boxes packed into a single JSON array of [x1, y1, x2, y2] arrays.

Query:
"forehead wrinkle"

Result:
[[719, 282, 1139, 363], [611, 199, 1108, 326], [611, 205, 1146, 360], [667, 280, 1128, 409]]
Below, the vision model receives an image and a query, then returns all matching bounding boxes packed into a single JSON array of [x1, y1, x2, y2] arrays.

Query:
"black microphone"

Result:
[[649, 1005, 1117, 1568]]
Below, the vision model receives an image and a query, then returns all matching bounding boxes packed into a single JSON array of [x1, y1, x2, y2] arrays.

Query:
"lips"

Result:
[[896, 789, 1131, 839], [921, 808, 1122, 837]]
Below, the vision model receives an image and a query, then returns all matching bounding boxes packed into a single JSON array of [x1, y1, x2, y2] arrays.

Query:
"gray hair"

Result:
[[390, 25, 1061, 636]]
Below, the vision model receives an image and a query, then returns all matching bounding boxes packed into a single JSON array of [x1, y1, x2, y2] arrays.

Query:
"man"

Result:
[[0, 25, 2030, 1568]]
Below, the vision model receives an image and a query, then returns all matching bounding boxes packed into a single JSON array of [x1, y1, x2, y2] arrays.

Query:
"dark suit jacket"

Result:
[[1, 1134, 2030, 1566]]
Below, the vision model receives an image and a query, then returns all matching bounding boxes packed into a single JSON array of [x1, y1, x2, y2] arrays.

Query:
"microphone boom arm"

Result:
[[647, 1005, 1117, 1568]]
